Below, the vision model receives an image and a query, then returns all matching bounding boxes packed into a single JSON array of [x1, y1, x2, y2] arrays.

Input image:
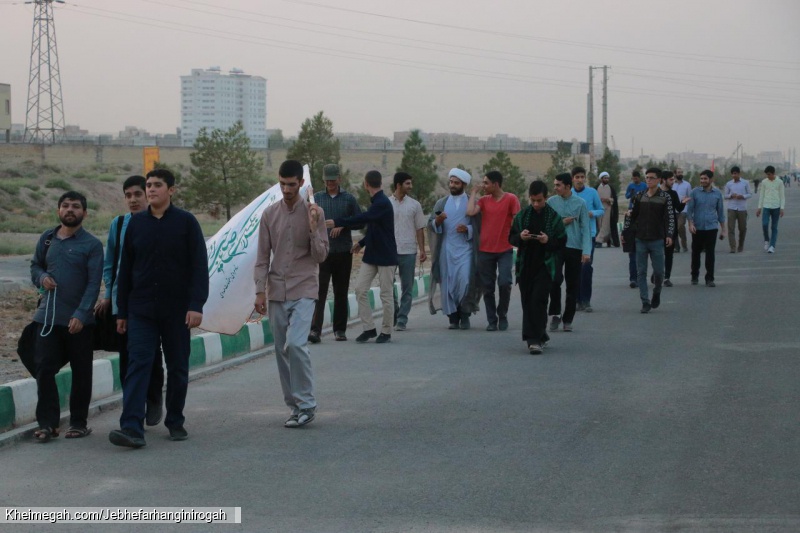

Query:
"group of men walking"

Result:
[[25, 159, 787, 442]]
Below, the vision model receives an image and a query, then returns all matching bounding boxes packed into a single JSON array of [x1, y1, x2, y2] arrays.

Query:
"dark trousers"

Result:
[[311, 251, 353, 334], [577, 244, 595, 305], [34, 324, 93, 430], [628, 251, 637, 282], [691, 229, 718, 282], [120, 313, 190, 437], [664, 240, 675, 280], [520, 268, 552, 345], [117, 316, 164, 406], [478, 250, 513, 325], [549, 247, 581, 324]]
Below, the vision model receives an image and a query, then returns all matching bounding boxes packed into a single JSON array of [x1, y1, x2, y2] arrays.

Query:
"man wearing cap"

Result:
[[595, 171, 619, 248], [309, 164, 363, 343], [428, 168, 482, 330]]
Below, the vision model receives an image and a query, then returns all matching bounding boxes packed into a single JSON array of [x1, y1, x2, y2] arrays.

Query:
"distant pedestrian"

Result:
[[672, 168, 692, 253], [595, 171, 620, 248], [686, 170, 726, 287], [390, 171, 427, 332], [756, 165, 785, 254], [429, 168, 482, 330], [466, 170, 520, 331], [330, 170, 398, 343], [310, 164, 363, 343], [659, 170, 684, 287], [625, 170, 647, 207], [547, 173, 591, 332], [254, 160, 328, 429], [572, 166, 604, 312], [30, 191, 103, 442], [509, 180, 566, 354], [623, 168, 675, 313], [109, 168, 209, 448], [95, 175, 165, 427], [723, 166, 752, 253]]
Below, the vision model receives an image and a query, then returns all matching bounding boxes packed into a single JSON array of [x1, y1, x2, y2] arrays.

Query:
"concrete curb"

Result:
[[0, 273, 432, 439]]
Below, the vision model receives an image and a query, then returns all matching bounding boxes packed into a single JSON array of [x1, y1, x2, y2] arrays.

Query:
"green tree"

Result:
[[543, 141, 573, 187], [595, 147, 622, 192], [481, 151, 526, 201], [186, 121, 265, 220], [286, 111, 344, 191], [397, 129, 438, 211], [268, 129, 284, 149]]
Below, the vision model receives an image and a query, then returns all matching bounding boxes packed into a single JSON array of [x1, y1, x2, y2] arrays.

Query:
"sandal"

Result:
[[64, 426, 92, 439], [33, 427, 59, 443]]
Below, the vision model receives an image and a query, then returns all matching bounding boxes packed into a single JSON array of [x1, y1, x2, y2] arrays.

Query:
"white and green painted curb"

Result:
[[0, 274, 431, 433]]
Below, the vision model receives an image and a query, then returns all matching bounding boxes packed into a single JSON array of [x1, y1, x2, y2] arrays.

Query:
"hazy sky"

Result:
[[2, 0, 799, 159]]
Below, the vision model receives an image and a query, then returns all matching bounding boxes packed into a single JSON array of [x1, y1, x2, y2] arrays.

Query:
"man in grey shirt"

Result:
[[29, 191, 103, 442]]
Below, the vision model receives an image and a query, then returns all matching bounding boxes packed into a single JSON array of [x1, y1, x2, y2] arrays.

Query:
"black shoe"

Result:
[[691, 278, 699, 285], [486, 323, 498, 331], [356, 329, 378, 343], [664, 279, 673, 287], [498, 317, 509, 331], [145, 398, 163, 427], [459, 316, 471, 330], [308, 331, 321, 344], [109, 429, 146, 448], [629, 281, 638, 289], [576, 302, 586, 312], [376, 333, 392, 344], [448, 314, 459, 329], [168, 426, 188, 441], [706, 280, 716, 287], [334, 331, 347, 341], [640, 302, 652, 314], [651, 291, 661, 309]]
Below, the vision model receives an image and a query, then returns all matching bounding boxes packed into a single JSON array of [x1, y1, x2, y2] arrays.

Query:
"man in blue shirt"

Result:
[[571, 167, 604, 312], [330, 170, 398, 344], [94, 175, 165, 427], [30, 192, 104, 442], [686, 170, 726, 287], [109, 169, 209, 448]]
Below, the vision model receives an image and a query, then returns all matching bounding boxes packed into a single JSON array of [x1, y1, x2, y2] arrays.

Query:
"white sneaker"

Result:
[[764, 241, 769, 251], [768, 246, 775, 254]]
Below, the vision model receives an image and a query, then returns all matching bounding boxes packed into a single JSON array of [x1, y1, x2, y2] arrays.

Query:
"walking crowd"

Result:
[[23, 162, 787, 445]]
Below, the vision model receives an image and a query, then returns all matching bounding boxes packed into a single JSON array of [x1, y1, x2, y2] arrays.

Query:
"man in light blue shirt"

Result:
[[546, 173, 591, 332], [571, 167, 604, 312], [723, 165, 752, 253], [686, 170, 726, 287]]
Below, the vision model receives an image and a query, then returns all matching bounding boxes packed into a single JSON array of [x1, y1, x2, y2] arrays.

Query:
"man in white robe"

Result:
[[428, 169, 482, 329]]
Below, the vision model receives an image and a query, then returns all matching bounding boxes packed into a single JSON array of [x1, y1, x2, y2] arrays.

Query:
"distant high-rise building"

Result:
[[180, 67, 267, 148], [1, 83, 11, 142]]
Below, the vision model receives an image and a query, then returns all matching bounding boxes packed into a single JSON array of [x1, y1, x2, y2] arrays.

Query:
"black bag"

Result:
[[16, 321, 40, 376], [93, 215, 124, 352]]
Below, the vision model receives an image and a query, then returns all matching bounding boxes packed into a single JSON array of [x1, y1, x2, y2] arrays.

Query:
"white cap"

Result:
[[448, 168, 471, 185], [599, 171, 610, 179]]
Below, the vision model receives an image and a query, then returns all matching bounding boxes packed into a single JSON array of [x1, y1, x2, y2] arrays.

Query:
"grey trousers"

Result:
[[269, 298, 316, 413], [727, 209, 747, 251]]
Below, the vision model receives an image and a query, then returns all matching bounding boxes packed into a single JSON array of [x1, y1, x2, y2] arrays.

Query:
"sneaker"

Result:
[[394, 323, 406, 331], [768, 246, 775, 254], [706, 280, 716, 287], [334, 331, 347, 341], [528, 343, 543, 355], [729, 249, 736, 254], [145, 398, 163, 427], [629, 281, 638, 289], [583, 304, 593, 313], [498, 317, 509, 331], [486, 323, 498, 332], [549, 316, 561, 331], [167, 426, 188, 441], [562, 322, 573, 332], [691, 278, 699, 285], [448, 323, 459, 330], [764, 241, 769, 251], [356, 329, 377, 343], [308, 331, 321, 344], [296, 408, 316, 427], [284, 414, 299, 428], [376, 333, 392, 343], [664, 279, 673, 287], [109, 428, 146, 448], [651, 291, 661, 309], [641, 302, 652, 314]]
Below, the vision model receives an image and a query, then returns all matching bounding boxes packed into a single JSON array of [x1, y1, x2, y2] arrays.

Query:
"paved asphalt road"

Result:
[[2, 187, 799, 532]]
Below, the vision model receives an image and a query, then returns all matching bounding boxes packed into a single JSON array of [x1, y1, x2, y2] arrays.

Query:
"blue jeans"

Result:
[[578, 244, 595, 305], [393, 253, 417, 327], [636, 238, 665, 303], [762, 208, 780, 248]]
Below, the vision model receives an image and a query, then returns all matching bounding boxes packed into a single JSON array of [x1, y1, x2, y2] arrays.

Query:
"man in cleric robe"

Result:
[[428, 168, 482, 330]]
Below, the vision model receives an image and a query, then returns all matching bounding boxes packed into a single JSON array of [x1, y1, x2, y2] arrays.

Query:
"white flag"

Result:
[[200, 165, 313, 334]]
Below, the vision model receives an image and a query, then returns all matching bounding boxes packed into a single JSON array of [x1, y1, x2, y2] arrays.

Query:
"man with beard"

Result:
[[659, 170, 684, 287], [595, 171, 619, 248], [30, 191, 104, 442], [429, 168, 482, 330], [687, 170, 726, 286]]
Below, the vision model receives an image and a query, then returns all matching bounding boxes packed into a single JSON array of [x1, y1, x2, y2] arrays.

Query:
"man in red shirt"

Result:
[[467, 171, 521, 331]]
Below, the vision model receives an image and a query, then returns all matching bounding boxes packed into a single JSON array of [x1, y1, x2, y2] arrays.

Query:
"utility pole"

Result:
[[24, 0, 66, 144], [602, 65, 609, 157], [587, 66, 594, 173]]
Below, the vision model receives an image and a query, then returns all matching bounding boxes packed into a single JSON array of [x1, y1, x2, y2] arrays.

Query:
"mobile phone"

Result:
[[435, 211, 442, 216]]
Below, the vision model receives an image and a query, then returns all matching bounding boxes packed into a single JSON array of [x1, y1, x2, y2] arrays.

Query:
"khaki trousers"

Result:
[[727, 209, 747, 251], [355, 262, 395, 334]]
